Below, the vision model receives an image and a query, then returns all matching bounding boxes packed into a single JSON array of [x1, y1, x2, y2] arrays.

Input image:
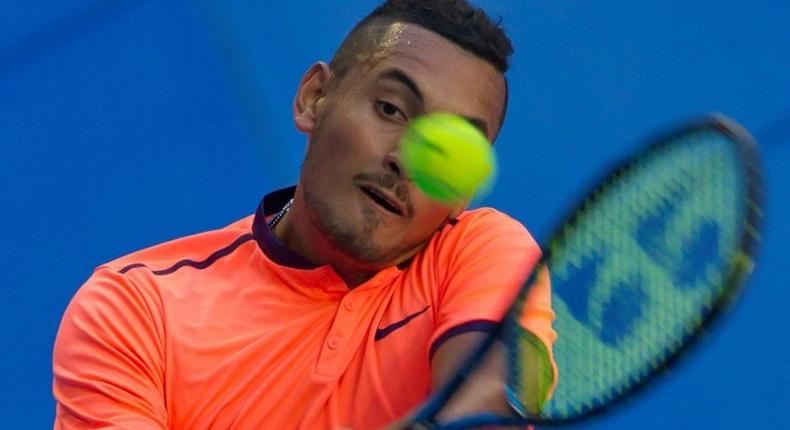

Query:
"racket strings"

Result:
[[506, 130, 752, 421], [411, 118, 762, 430]]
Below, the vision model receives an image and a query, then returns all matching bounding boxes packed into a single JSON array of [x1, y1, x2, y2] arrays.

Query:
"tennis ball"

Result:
[[400, 112, 497, 203]]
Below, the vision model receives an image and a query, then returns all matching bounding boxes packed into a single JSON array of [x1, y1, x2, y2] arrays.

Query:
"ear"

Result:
[[448, 204, 465, 220], [293, 62, 334, 133], [444, 201, 466, 226]]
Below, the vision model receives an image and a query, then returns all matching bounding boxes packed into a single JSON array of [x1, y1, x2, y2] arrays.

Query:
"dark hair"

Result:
[[330, 0, 514, 76]]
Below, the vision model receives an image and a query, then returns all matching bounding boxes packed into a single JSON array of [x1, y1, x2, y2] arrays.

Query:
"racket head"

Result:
[[411, 114, 763, 429]]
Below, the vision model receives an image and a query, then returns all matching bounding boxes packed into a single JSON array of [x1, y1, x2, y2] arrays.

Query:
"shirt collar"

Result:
[[251, 186, 319, 269], [251, 186, 407, 289]]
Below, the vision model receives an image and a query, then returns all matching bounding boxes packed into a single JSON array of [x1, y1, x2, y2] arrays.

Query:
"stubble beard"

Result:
[[300, 140, 395, 267]]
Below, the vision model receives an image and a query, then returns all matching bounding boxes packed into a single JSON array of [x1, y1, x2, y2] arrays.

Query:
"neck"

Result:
[[272, 193, 377, 289]]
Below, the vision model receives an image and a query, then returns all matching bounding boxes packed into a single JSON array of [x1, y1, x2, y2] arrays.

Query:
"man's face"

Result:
[[295, 23, 506, 270]]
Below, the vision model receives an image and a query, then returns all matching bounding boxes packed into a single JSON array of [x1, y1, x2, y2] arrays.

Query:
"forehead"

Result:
[[348, 23, 507, 138]]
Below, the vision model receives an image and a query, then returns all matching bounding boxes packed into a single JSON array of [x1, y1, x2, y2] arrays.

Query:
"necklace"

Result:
[[267, 198, 294, 230]]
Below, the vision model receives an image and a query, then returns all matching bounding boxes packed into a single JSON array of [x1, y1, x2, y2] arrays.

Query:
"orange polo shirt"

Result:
[[53, 187, 556, 430]]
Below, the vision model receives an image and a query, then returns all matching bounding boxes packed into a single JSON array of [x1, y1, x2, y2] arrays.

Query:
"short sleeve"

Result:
[[429, 209, 557, 369], [52, 268, 167, 429]]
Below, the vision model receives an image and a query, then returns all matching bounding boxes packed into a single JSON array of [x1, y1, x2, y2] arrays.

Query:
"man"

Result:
[[52, 1, 557, 428]]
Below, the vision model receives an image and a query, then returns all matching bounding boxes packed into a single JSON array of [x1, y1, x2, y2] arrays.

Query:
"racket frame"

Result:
[[408, 114, 764, 429]]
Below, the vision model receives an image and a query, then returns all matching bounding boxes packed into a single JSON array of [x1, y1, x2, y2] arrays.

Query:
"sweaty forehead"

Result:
[[350, 23, 507, 138]]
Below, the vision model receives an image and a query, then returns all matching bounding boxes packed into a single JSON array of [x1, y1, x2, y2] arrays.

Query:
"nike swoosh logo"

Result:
[[374, 305, 431, 341]]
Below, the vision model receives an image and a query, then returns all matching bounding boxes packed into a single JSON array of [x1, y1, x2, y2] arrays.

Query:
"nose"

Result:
[[383, 152, 407, 180]]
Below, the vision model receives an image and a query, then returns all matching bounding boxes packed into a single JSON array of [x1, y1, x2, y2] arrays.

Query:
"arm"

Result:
[[431, 265, 556, 422], [430, 211, 557, 419], [385, 211, 557, 429], [53, 268, 167, 429], [431, 331, 513, 420]]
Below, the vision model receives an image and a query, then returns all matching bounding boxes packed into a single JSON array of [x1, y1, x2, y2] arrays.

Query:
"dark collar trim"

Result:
[[252, 186, 319, 269]]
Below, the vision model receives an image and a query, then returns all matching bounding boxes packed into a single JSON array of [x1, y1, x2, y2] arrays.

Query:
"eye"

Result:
[[376, 100, 407, 122]]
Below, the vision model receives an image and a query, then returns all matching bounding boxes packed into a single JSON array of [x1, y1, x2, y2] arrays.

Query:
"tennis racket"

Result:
[[407, 114, 763, 429]]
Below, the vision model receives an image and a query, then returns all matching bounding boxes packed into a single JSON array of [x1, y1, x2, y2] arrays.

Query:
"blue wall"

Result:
[[2, 1, 788, 428]]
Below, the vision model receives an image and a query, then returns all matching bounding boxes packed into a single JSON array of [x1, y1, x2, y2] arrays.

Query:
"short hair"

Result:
[[330, 0, 514, 77]]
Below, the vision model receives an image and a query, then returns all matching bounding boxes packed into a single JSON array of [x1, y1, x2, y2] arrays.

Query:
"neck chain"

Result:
[[267, 198, 294, 230]]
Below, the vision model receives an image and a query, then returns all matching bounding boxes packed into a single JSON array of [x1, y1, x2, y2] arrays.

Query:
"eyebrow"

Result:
[[377, 68, 490, 138], [379, 69, 424, 103]]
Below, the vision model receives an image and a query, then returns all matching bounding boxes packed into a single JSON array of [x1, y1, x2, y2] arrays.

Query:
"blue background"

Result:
[[2, 1, 788, 428]]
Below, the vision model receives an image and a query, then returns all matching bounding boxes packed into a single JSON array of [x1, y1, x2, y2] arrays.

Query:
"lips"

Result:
[[359, 184, 406, 216]]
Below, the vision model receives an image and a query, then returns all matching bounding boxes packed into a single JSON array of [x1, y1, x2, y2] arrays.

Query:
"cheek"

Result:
[[306, 133, 359, 180], [314, 110, 381, 163]]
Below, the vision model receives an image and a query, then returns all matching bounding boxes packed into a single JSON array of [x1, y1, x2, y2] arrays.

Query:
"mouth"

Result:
[[359, 184, 406, 217]]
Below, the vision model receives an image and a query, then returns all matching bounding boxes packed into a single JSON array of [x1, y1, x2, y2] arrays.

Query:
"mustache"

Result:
[[354, 171, 413, 210]]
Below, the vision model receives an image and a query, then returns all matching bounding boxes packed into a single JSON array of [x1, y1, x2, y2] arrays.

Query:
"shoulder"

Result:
[[68, 215, 258, 310], [410, 207, 541, 295], [99, 215, 256, 275], [455, 207, 530, 234], [429, 207, 539, 261], [63, 215, 257, 328], [412, 208, 544, 350]]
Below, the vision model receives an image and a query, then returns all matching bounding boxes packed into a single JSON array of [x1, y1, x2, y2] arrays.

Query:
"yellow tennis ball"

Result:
[[400, 112, 496, 203]]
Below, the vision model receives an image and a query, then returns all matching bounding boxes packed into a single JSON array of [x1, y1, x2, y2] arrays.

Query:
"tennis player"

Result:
[[52, 1, 557, 428]]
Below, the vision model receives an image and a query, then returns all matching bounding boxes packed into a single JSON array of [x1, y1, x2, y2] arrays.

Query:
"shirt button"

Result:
[[327, 336, 340, 350], [343, 300, 354, 311]]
